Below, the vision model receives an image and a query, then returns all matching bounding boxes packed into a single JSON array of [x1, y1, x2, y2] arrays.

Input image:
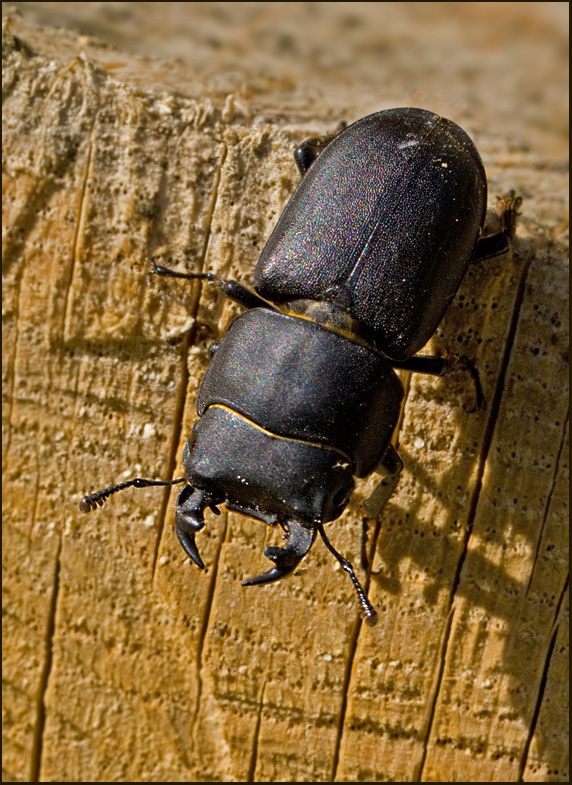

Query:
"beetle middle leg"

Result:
[[391, 353, 485, 412], [362, 444, 403, 521]]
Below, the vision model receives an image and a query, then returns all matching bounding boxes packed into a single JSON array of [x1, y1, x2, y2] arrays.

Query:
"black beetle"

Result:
[[80, 108, 520, 625]]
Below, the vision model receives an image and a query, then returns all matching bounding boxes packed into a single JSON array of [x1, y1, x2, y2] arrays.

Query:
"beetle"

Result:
[[80, 108, 520, 625]]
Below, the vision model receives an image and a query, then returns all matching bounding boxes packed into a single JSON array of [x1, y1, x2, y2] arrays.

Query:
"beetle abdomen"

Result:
[[196, 308, 404, 477], [254, 108, 487, 360]]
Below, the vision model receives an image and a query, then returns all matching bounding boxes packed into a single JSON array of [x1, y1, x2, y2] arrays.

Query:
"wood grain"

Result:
[[3, 4, 568, 781]]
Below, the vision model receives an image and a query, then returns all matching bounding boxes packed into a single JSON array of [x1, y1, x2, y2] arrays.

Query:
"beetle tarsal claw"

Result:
[[242, 520, 316, 586]]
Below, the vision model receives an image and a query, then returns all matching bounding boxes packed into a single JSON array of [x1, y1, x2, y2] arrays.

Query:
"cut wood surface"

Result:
[[2, 3, 568, 782]]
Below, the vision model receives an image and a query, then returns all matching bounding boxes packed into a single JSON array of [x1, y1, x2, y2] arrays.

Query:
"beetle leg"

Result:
[[391, 353, 485, 412], [318, 523, 378, 626], [471, 190, 522, 264], [294, 123, 347, 175], [150, 260, 274, 311], [242, 519, 316, 586], [361, 444, 404, 571], [294, 139, 330, 175], [175, 485, 222, 569], [362, 444, 404, 521], [360, 518, 377, 572]]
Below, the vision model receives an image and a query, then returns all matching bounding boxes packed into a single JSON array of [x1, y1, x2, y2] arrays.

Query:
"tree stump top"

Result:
[[3, 4, 568, 781]]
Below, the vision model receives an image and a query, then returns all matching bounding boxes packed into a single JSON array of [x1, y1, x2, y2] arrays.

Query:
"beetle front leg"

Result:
[[360, 444, 404, 573], [362, 443, 404, 521], [471, 190, 522, 264]]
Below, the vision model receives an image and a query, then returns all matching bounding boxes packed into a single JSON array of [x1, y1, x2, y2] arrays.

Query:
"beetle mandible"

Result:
[[80, 108, 520, 625]]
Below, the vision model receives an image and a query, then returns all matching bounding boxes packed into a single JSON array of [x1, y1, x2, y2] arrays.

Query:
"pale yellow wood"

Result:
[[3, 5, 568, 782]]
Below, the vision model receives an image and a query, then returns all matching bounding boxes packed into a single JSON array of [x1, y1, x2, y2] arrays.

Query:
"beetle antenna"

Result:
[[150, 258, 272, 311], [79, 477, 187, 513], [149, 258, 217, 282], [317, 523, 378, 626]]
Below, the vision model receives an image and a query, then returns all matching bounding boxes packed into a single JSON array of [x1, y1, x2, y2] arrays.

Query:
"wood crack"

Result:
[[415, 603, 456, 781], [188, 141, 230, 749], [29, 539, 61, 783], [151, 138, 229, 580], [417, 241, 535, 777], [247, 679, 267, 782], [147, 138, 231, 759], [517, 577, 568, 781], [524, 409, 569, 600], [448, 245, 534, 603]]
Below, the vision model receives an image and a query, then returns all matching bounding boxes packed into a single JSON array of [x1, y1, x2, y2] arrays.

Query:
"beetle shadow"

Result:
[[364, 432, 567, 770], [359, 234, 567, 772]]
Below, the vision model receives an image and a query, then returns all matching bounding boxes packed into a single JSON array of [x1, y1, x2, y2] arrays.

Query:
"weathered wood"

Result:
[[3, 6, 568, 782]]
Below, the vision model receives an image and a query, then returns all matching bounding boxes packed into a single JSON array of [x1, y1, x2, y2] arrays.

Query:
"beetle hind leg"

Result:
[[471, 190, 522, 263], [294, 123, 347, 175], [242, 519, 316, 586]]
